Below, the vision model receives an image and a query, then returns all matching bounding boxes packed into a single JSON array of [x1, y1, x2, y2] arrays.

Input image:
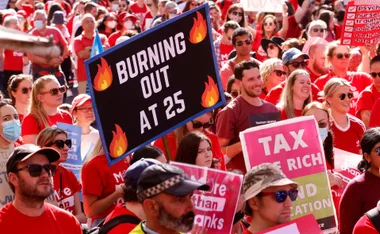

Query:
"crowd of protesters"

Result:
[[0, 0, 379, 233]]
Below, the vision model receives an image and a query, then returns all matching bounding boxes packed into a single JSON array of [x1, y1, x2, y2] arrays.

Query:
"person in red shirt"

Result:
[[81, 139, 129, 227], [370, 99, 380, 127], [353, 202, 380, 234], [141, 0, 159, 31], [45, 0, 72, 16], [339, 127, 380, 234], [0, 144, 82, 233], [22, 75, 72, 144], [323, 78, 366, 154], [242, 163, 298, 234], [304, 39, 329, 82], [103, 158, 162, 234], [28, 10, 70, 86], [97, 13, 117, 38], [261, 36, 284, 60], [36, 127, 86, 223], [277, 69, 311, 120], [216, 0, 233, 20], [108, 13, 138, 47], [319, 11, 341, 42], [154, 112, 226, 170], [129, 0, 147, 23], [314, 41, 372, 115], [74, 14, 109, 94], [7, 74, 32, 123], [356, 55, 380, 128], [259, 58, 286, 99], [214, 21, 239, 69]]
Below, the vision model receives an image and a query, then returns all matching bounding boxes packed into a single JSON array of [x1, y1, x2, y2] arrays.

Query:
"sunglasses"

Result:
[[40, 86, 67, 96], [288, 61, 308, 68], [192, 120, 213, 129], [268, 44, 277, 50], [231, 11, 243, 17], [236, 39, 252, 46], [53, 139, 72, 149], [261, 189, 298, 203], [20, 87, 32, 94], [230, 91, 239, 98], [334, 53, 351, 59], [312, 28, 326, 33], [273, 70, 286, 77], [264, 22, 273, 26], [370, 72, 380, 78], [15, 164, 57, 177], [375, 147, 380, 156], [338, 92, 354, 100]]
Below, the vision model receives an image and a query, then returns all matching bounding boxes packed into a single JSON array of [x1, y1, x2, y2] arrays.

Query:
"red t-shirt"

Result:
[[45, 1, 71, 15], [243, 230, 253, 234], [81, 155, 129, 220], [331, 114, 365, 154], [129, 3, 147, 22], [285, 15, 302, 39], [353, 215, 379, 234], [215, 96, 279, 173], [0, 202, 82, 234], [103, 203, 141, 234], [74, 32, 108, 81], [141, 11, 153, 31], [53, 166, 81, 214], [22, 110, 73, 136], [279, 108, 303, 120], [370, 98, 380, 127], [314, 71, 372, 115], [306, 66, 325, 83], [4, 50, 23, 71], [265, 81, 321, 105], [108, 31, 123, 48], [153, 130, 226, 170], [355, 84, 380, 117], [216, 0, 233, 20], [219, 43, 234, 69]]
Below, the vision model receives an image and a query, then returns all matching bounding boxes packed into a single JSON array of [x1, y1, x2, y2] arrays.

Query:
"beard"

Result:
[[157, 201, 195, 233], [242, 84, 261, 98], [313, 62, 327, 75], [18, 176, 53, 202]]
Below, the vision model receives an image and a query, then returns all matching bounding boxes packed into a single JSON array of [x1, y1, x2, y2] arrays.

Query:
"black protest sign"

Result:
[[249, 112, 281, 127], [85, 5, 225, 165]]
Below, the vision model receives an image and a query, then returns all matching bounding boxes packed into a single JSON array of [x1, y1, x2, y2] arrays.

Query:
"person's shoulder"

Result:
[[45, 203, 74, 217], [22, 113, 37, 123], [349, 71, 371, 79], [348, 114, 366, 130], [353, 214, 378, 234], [262, 100, 278, 110]]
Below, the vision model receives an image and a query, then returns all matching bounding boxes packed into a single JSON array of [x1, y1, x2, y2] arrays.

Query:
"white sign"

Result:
[[240, 0, 284, 13]]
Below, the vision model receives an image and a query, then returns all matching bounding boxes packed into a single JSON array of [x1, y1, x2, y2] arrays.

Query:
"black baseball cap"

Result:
[[137, 164, 210, 202], [124, 158, 161, 189], [7, 144, 60, 174]]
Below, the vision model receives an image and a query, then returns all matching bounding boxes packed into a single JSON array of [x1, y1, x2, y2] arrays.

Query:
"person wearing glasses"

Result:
[[36, 127, 86, 223], [214, 21, 240, 70], [306, 20, 327, 39], [339, 128, 380, 234], [315, 41, 372, 115], [265, 48, 321, 105], [261, 36, 285, 60], [22, 75, 72, 144], [323, 78, 365, 154], [0, 144, 82, 233], [259, 58, 286, 99], [141, 0, 159, 31], [356, 55, 380, 128], [154, 112, 226, 170], [243, 163, 298, 234], [277, 69, 311, 120], [7, 74, 33, 123]]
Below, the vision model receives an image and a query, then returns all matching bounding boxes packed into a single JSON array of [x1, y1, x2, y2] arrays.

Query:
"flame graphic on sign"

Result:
[[201, 76, 219, 108], [93, 58, 113, 92], [109, 124, 128, 158], [189, 11, 207, 44]]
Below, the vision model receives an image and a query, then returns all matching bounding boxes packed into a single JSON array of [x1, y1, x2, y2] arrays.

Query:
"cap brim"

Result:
[[165, 179, 210, 196], [244, 178, 298, 201], [261, 38, 281, 53], [20, 148, 60, 164]]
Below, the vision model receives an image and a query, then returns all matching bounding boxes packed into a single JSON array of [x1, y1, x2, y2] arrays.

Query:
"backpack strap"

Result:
[[365, 207, 380, 232], [98, 215, 141, 234]]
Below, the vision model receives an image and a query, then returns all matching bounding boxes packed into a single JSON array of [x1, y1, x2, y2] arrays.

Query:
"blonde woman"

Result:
[[307, 20, 327, 39], [21, 75, 72, 144], [277, 69, 311, 120], [259, 58, 286, 99], [323, 78, 366, 154], [36, 127, 86, 223], [81, 139, 128, 227], [7, 74, 33, 123]]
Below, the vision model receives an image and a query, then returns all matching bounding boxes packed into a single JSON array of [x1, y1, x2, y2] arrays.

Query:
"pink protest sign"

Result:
[[256, 214, 322, 234], [170, 162, 243, 234], [240, 116, 337, 232], [341, 1, 380, 46]]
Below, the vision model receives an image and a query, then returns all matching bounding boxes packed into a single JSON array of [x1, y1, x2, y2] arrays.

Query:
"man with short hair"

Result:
[[130, 163, 209, 233], [214, 21, 240, 70], [243, 163, 298, 234], [0, 144, 82, 233], [306, 42, 328, 82], [265, 48, 320, 104], [216, 61, 279, 173], [73, 2, 98, 37]]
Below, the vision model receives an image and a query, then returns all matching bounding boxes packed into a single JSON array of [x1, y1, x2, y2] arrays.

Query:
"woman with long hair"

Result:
[[339, 127, 380, 234], [47, 3, 64, 26], [182, 0, 197, 12], [36, 127, 86, 223], [323, 78, 366, 154], [319, 11, 341, 42], [81, 139, 129, 227], [7, 74, 32, 123], [21, 75, 72, 144], [277, 69, 311, 120], [97, 13, 117, 37]]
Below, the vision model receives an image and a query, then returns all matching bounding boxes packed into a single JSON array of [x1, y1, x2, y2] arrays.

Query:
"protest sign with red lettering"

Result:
[[170, 162, 243, 234], [240, 116, 336, 233], [256, 214, 322, 234], [341, 1, 380, 46]]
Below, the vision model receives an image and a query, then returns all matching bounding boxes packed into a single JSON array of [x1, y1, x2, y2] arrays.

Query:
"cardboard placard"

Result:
[[257, 214, 323, 234], [240, 0, 284, 13]]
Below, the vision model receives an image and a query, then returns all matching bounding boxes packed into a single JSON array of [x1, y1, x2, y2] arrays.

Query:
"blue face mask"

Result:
[[1, 119, 21, 142], [319, 127, 328, 142]]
